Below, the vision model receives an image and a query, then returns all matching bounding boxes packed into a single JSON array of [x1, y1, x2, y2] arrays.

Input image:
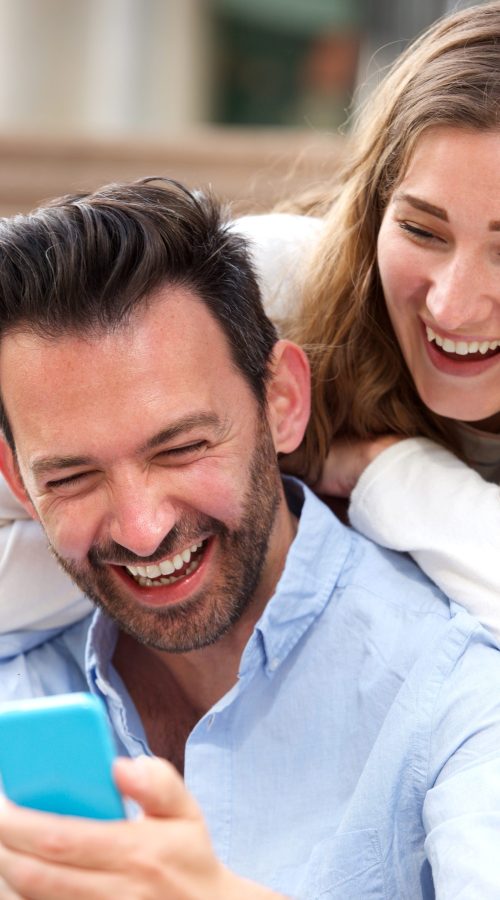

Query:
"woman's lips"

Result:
[[423, 322, 500, 376]]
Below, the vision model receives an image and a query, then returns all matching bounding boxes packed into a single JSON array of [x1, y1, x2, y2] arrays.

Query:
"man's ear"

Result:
[[0, 436, 38, 520], [266, 340, 311, 454]]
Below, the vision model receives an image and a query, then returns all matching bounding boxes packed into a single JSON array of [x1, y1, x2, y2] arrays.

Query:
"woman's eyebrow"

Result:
[[394, 191, 500, 231], [393, 192, 448, 221]]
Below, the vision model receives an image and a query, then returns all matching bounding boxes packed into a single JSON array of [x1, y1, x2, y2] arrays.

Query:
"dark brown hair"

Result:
[[0, 177, 278, 449]]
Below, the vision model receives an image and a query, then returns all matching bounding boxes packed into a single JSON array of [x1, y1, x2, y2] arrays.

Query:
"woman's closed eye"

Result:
[[398, 221, 445, 243]]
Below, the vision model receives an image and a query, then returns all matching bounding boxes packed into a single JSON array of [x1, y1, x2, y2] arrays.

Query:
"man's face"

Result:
[[0, 289, 291, 652]]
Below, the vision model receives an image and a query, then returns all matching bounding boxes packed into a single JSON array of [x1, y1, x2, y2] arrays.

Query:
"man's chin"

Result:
[[50, 555, 252, 653]]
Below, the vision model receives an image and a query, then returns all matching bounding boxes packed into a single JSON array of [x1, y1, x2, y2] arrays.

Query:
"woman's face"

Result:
[[377, 126, 500, 430]]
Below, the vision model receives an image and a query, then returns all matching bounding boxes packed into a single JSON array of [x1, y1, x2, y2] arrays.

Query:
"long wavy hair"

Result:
[[286, 1, 500, 482]]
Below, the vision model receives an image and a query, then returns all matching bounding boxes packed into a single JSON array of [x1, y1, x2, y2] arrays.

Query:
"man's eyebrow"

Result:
[[31, 455, 94, 476], [31, 413, 226, 476], [140, 412, 226, 453], [393, 192, 448, 221]]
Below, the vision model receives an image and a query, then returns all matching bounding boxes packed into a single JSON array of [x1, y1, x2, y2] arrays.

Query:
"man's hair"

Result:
[[0, 177, 278, 450]]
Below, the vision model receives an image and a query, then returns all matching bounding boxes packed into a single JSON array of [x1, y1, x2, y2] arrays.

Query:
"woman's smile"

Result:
[[378, 126, 500, 429]]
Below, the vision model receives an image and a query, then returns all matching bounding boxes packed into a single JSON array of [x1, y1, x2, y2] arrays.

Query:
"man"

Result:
[[0, 178, 498, 900]]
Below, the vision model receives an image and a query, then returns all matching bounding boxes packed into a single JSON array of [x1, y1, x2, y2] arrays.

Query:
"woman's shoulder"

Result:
[[230, 213, 324, 324]]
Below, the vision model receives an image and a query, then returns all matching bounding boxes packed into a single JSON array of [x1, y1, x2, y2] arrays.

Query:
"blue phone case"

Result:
[[0, 692, 125, 819]]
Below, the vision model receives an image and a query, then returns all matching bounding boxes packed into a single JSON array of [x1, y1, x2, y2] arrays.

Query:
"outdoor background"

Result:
[[0, 0, 486, 215]]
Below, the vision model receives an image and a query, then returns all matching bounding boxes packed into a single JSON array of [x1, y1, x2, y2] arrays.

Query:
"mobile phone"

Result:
[[0, 692, 125, 819]]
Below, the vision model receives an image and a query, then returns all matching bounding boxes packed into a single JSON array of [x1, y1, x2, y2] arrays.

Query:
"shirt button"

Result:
[[269, 658, 280, 672]]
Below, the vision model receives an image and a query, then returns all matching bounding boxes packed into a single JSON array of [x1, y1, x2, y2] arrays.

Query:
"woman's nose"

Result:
[[425, 256, 497, 332]]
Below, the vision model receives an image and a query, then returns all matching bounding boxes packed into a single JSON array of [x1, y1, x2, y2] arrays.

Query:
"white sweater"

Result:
[[1, 213, 498, 640]]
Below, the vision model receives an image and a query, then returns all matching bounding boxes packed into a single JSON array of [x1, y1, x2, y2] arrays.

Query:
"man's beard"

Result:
[[50, 425, 282, 653]]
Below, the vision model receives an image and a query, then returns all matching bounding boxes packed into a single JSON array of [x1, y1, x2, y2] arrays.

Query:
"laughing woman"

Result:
[[279, 0, 500, 638]]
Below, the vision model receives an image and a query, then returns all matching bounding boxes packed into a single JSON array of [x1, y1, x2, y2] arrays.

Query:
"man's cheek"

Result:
[[181, 459, 250, 529], [38, 508, 96, 564]]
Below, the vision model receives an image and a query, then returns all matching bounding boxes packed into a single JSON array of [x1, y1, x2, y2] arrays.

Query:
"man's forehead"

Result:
[[0, 288, 233, 381], [0, 291, 256, 466]]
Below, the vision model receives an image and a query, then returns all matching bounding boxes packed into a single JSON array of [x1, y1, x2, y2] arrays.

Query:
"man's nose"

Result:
[[425, 255, 496, 332], [106, 478, 176, 558]]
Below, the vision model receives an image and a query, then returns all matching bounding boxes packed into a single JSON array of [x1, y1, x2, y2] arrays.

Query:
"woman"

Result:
[[1, 0, 500, 645], [285, 0, 500, 637]]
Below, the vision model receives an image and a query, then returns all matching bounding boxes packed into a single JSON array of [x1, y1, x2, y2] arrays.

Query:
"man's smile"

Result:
[[118, 539, 207, 587]]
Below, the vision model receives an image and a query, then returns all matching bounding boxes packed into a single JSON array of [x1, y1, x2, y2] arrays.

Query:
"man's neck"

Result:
[[112, 502, 298, 768], [112, 586, 273, 773]]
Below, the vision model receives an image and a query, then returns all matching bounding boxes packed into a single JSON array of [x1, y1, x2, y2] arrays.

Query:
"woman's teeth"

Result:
[[426, 325, 499, 356], [124, 542, 205, 587]]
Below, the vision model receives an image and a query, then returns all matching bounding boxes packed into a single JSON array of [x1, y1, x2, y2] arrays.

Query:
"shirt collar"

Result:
[[247, 478, 351, 676], [85, 478, 351, 687]]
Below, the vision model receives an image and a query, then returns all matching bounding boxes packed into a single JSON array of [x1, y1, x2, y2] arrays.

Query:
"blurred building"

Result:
[[0, 0, 489, 214]]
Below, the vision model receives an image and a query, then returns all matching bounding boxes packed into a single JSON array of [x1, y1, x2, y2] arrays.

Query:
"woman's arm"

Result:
[[345, 437, 500, 642], [0, 474, 92, 637]]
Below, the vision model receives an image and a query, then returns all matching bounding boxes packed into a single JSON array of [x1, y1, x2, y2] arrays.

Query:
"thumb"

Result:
[[113, 755, 200, 819]]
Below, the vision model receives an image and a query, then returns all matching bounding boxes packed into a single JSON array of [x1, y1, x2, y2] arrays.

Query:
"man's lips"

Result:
[[106, 538, 213, 608], [123, 540, 206, 586]]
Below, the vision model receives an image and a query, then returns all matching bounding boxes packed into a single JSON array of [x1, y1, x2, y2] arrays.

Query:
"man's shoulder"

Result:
[[299, 481, 450, 613], [0, 615, 92, 702], [300, 485, 499, 668]]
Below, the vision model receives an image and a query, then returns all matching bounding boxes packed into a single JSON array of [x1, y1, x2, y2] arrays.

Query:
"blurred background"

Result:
[[0, 0, 487, 216]]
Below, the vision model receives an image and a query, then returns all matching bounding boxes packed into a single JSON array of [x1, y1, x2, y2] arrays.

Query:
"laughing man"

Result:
[[0, 179, 499, 899]]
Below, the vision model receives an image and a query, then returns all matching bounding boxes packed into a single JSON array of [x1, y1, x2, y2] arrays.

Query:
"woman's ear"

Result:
[[266, 340, 311, 454], [0, 436, 38, 519]]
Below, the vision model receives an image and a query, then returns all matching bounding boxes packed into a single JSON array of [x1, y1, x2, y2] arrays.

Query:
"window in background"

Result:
[[211, 0, 364, 129]]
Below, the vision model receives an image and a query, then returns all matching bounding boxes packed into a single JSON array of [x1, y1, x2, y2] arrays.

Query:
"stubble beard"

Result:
[[49, 425, 283, 653]]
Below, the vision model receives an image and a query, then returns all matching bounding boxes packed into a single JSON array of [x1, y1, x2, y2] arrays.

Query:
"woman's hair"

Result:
[[287, 0, 500, 482]]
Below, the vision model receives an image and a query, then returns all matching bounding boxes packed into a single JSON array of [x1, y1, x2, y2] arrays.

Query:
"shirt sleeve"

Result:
[[0, 474, 92, 637], [349, 438, 500, 641], [423, 626, 500, 898], [229, 213, 324, 327]]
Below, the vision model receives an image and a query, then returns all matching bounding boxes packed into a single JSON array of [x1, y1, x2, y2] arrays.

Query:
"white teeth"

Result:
[[135, 556, 201, 588], [426, 326, 500, 356], [124, 540, 205, 583]]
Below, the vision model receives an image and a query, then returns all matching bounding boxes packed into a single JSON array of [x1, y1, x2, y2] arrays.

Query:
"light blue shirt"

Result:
[[1, 480, 500, 899]]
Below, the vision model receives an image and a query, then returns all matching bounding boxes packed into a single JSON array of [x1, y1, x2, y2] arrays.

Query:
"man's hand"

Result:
[[0, 756, 286, 899], [316, 436, 402, 498]]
